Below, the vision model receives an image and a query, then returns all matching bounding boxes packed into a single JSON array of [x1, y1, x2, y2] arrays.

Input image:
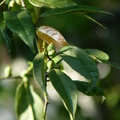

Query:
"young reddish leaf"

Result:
[[36, 26, 68, 51]]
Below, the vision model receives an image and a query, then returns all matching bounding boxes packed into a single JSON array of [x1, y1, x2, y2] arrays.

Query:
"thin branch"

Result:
[[0, 0, 5, 6], [0, 76, 22, 81], [44, 92, 49, 120], [43, 71, 50, 119], [34, 17, 40, 27]]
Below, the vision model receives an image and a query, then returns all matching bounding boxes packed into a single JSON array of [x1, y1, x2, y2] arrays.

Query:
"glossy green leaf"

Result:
[[50, 69, 78, 120], [3, 9, 35, 53], [74, 81, 104, 96], [29, 0, 76, 8], [33, 52, 46, 91], [15, 82, 44, 120], [40, 5, 113, 17], [0, 22, 16, 58], [61, 55, 91, 79], [84, 49, 109, 61], [40, 5, 113, 27], [59, 46, 99, 93]]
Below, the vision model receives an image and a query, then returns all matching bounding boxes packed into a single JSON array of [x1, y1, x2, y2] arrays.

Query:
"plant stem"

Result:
[[0, 76, 22, 81], [35, 25, 49, 120], [44, 92, 49, 120]]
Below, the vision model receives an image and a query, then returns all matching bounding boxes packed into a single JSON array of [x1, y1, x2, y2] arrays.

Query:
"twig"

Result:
[[34, 17, 40, 27], [0, 0, 5, 6], [44, 92, 49, 120], [0, 76, 22, 81]]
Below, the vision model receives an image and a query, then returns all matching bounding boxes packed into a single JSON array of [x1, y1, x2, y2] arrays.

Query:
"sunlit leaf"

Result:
[[84, 49, 109, 61], [0, 22, 16, 58], [36, 26, 68, 51], [50, 69, 78, 120], [15, 82, 44, 120], [61, 55, 91, 79], [4, 0, 11, 4], [59, 46, 99, 93], [29, 0, 76, 8], [3, 9, 35, 53], [33, 52, 46, 91], [15, 0, 21, 5], [74, 81, 105, 96]]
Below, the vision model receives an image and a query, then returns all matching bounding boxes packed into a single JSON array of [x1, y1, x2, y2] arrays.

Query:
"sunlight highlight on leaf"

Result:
[[59, 46, 99, 93], [29, 0, 76, 8], [50, 69, 78, 120]]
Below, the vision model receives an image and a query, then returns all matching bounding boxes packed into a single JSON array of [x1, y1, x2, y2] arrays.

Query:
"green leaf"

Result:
[[5, 0, 11, 4], [74, 81, 105, 96], [0, 22, 16, 58], [33, 52, 46, 91], [59, 46, 99, 93], [50, 69, 78, 120], [84, 49, 109, 61], [61, 55, 91, 79], [15, 82, 44, 120], [29, 0, 76, 8], [102, 60, 120, 70], [79, 14, 105, 29], [40, 5, 113, 17], [3, 9, 35, 53], [40, 5, 113, 27]]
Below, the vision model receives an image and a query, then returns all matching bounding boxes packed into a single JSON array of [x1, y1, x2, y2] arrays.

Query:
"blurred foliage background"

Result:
[[0, 0, 120, 120]]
